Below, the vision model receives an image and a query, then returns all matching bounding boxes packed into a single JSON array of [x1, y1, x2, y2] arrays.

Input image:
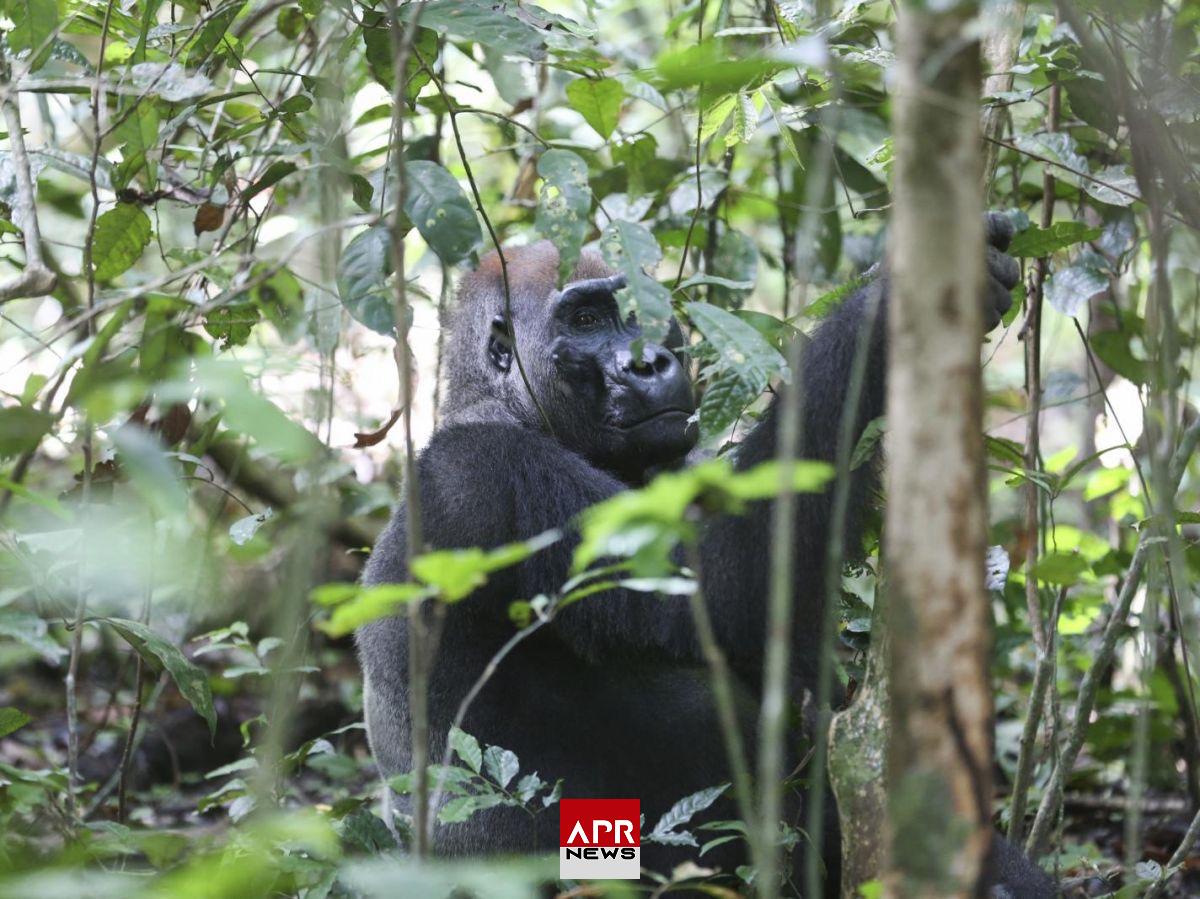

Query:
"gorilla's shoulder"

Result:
[[422, 421, 597, 477]]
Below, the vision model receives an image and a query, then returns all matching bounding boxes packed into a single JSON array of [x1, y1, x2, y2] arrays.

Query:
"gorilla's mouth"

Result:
[[612, 408, 693, 430]]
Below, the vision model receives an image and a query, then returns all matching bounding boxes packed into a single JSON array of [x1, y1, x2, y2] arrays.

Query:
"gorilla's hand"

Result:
[[984, 212, 1020, 333]]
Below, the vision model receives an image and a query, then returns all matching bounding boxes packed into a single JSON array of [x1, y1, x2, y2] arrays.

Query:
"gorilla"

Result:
[[356, 214, 1054, 896]]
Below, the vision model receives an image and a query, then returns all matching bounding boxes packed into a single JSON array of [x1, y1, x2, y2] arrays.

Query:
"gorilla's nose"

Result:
[[617, 343, 676, 378]]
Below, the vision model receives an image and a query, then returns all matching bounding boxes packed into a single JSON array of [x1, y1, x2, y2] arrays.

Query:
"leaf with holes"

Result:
[[104, 617, 216, 738], [92, 205, 152, 282], [403, 161, 481, 265], [536, 150, 592, 282], [600, 220, 672, 342], [687, 301, 788, 439]]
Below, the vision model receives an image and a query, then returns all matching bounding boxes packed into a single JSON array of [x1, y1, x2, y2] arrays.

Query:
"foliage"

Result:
[[0, 0, 1197, 895]]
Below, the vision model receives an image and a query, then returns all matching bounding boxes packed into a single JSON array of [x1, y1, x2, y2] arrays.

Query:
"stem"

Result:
[[387, 0, 433, 858], [0, 45, 56, 303]]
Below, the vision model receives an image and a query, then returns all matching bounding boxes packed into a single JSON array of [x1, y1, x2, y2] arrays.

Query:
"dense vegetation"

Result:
[[0, 0, 1198, 895]]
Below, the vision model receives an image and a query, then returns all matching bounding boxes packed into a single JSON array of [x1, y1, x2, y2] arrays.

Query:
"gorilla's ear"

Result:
[[488, 314, 513, 373]]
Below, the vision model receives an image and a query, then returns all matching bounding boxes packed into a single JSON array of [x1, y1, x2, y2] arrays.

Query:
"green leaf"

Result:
[[1045, 264, 1108, 317], [1090, 330, 1148, 385], [1007, 222, 1102, 258], [448, 726, 482, 773], [405, 0, 548, 60], [535, 149, 592, 282], [654, 42, 784, 95], [242, 160, 298, 204], [565, 78, 625, 139], [574, 459, 830, 575], [314, 583, 431, 636], [337, 227, 395, 335], [438, 792, 507, 824], [0, 707, 31, 738], [9, 0, 59, 72], [0, 609, 66, 662], [708, 230, 757, 308], [850, 416, 886, 471], [725, 93, 759, 147], [1030, 552, 1091, 586], [92, 204, 152, 282], [600, 221, 673, 342], [0, 406, 54, 458], [403, 161, 482, 265], [410, 530, 560, 602], [363, 18, 436, 100], [648, 784, 728, 846], [185, 0, 245, 67], [686, 301, 789, 440], [483, 745, 520, 789], [104, 618, 217, 738]]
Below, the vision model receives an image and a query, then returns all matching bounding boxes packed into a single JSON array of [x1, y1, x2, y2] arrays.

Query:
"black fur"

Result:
[[357, 219, 1054, 896]]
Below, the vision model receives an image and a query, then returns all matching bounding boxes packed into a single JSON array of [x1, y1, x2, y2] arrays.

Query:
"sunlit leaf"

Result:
[[565, 77, 625, 139]]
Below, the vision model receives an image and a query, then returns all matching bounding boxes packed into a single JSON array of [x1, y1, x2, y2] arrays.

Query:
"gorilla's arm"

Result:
[[367, 421, 700, 660], [697, 279, 888, 679], [698, 213, 1018, 675]]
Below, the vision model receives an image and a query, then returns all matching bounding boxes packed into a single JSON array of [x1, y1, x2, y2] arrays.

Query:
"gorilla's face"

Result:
[[541, 276, 697, 481]]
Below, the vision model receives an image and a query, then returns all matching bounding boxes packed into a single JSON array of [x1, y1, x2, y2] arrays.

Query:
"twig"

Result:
[[685, 546, 760, 860], [1008, 586, 1066, 842], [0, 46, 57, 303], [413, 46, 552, 434], [1020, 78, 1058, 656], [1144, 805, 1200, 899], [1026, 540, 1150, 854]]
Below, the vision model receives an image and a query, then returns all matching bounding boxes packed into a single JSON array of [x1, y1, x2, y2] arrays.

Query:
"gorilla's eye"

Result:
[[571, 309, 602, 330]]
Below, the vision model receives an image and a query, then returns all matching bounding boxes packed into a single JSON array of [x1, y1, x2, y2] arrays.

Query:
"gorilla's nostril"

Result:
[[630, 358, 653, 375]]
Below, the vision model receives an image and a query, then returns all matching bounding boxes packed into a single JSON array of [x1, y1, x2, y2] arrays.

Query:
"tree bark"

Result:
[[884, 2, 993, 895]]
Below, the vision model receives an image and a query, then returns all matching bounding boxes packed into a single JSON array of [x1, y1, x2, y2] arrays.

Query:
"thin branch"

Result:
[[1026, 539, 1151, 854], [0, 46, 57, 303], [413, 46, 552, 434], [1144, 805, 1200, 899]]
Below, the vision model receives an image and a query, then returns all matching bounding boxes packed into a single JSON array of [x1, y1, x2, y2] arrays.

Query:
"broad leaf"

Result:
[[1045, 264, 1108, 317], [566, 78, 625, 139], [535, 150, 592, 282], [403, 161, 481, 265], [1007, 222, 1101, 258], [686, 301, 789, 440], [599, 221, 672, 342], [337, 226, 395, 335], [448, 726, 482, 773], [92, 204, 152, 282], [483, 745, 520, 789], [0, 707, 31, 738], [104, 618, 217, 738]]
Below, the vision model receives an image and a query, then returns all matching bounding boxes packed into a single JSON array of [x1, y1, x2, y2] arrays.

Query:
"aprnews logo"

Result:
[[559, 798, 640, 880]]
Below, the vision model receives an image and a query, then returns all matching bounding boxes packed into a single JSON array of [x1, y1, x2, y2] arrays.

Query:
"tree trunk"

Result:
[[829, 591, 890, 896], [884, 2, 993, 895]]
